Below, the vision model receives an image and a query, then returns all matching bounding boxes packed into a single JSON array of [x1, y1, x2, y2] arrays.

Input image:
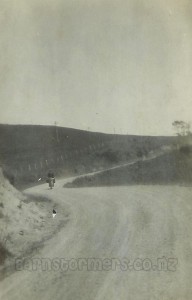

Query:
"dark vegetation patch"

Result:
[[0, 242, 11, 266], [179, 145, 192, 155]]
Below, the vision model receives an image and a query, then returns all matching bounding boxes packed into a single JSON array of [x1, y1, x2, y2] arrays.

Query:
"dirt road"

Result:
[[0, 177, 192, 299]]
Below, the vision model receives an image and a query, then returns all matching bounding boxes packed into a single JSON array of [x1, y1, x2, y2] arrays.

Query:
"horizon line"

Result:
[[0, 122, 176, 138]]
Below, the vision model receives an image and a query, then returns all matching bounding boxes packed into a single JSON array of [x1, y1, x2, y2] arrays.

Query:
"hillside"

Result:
[[65, 147, 192, 187], [0, 167, 69, 274], [0, 124, 175, 188], [0, 167, 45, 266]]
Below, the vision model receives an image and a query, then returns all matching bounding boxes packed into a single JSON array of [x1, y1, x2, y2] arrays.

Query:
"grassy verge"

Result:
[[64, 149, 192, 187]]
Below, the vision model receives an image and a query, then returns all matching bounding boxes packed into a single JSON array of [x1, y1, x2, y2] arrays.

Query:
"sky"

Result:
[[0, 0, 192, 136]]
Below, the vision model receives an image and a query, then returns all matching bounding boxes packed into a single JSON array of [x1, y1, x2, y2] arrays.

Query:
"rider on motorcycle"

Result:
[[47, 170, 55, 181], [46, 170, 55, 188]]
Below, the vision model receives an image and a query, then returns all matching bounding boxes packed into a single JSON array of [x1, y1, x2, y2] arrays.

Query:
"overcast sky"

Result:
[[0, 0, 192, 135]]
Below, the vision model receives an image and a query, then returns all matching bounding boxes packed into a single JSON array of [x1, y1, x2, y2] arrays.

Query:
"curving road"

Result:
[[0, 174, 192, 300]]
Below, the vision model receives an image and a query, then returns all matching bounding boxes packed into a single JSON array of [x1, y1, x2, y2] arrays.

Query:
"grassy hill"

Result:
[[66, 147, 192, 187], [0, 124, 175, 188]]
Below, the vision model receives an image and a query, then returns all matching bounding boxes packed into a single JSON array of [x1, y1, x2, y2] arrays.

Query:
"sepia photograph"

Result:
[[0, 0, 192, 299]]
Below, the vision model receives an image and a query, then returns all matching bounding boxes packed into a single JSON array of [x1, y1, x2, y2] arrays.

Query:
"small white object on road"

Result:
[[52, 209, 56, 218]]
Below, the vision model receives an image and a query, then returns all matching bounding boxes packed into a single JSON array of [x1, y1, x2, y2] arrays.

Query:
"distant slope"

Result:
[[0, 124, 175, 188], [66, 148, 192, 187]]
